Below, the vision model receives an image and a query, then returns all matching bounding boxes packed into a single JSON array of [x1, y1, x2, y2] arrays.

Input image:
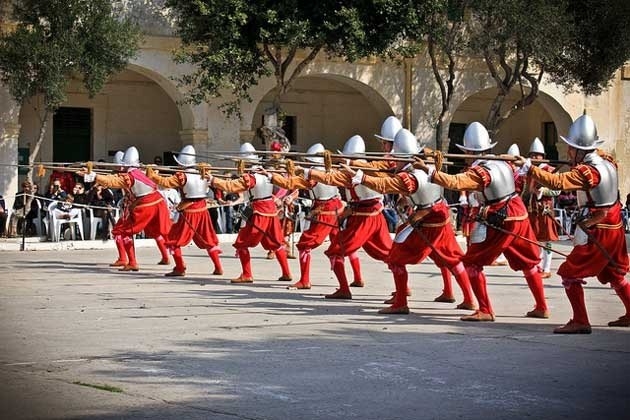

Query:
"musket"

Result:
[[175, 149, 568, 166], [478, 219, 572, 258], [173, 149, 457, 166]]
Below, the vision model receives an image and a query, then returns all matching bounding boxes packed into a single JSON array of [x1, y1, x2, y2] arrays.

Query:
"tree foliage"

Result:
[[166, 0, 407, 116], [546, 0, 630, 95], [0, 0, 141, 110], [0, 0, 141, 179], [466, 0, 573, 133]]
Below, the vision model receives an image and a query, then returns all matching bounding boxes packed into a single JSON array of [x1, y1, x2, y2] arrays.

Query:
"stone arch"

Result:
[[126, 63, 195, 132], [448, 86, 573, 156], [245, 73, 396, 152]]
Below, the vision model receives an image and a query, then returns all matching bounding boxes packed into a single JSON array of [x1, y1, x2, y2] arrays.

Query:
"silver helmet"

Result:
[[239, 142, 260, 162], [122, 146, 140, 167], [305, 142, 325, 164], [528, 137, 545, 156], [560, 114, 604, 150], [174, 145, 196, 167], [338, 135, 365, 157], [391, 129, 419, 157], [506, 143, 520, 156], [374, 116, 403, 142], [113, 151, 124, 165], [456, 122, 497, 152]]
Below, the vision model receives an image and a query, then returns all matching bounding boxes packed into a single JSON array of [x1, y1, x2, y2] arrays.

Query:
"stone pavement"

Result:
[[0, 235, 629, 420]]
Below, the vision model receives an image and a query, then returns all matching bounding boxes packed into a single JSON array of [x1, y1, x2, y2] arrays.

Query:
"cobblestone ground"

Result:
[[1, 238, 629, 420]]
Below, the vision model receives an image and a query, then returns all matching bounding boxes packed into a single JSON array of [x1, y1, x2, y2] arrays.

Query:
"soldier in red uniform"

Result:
[[413, 122, 549, 322], [342, 129, 476, 313], [298, 135, 393, 299], [515, 115, 630, 333], [78, 147, 172, 271], [522, 138, 559, 278], [207, 143, 292, 284], [146, 145, 223, 277], [257, 142, 347, 290]]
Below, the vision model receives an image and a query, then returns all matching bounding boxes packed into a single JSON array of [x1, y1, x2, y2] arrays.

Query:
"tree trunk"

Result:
[[24, 111, 48, 213], [485, 93, 505, 136]]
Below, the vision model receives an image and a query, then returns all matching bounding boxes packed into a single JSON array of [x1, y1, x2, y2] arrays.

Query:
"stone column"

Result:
[[179, 129, 209, 161], [0, 86, 21, 212]]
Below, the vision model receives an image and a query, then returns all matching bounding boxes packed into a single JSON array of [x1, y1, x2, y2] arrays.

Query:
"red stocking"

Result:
[[331, 256, 350, 292], [524, 266, 548, 311], [236, 248, 252, 279], [564, 281, 589, 325]]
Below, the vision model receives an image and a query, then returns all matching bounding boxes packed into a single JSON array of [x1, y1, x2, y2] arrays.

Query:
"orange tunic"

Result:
[[271, 174, 344, 250], [360, 171, 464, 267], [211, 174, 284, 250], [432, 168, 540, 270], [96, 172, 171, 238], [148, 171, 219, 249], [308, 169, 392, 261], [529, 154, 629, 282], [524, 164, 559, 241]]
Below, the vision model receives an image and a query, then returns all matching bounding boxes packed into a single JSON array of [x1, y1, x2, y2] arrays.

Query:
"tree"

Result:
[[0, 0, 141, 183], [399, 0, 469, 151], [166, 0, 406, 118], [545, 0, 630, 95], [466, 0, 573, 134]]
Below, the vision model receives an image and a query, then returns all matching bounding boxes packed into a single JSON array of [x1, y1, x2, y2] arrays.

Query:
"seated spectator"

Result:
[[72, 182, 88, 206], [52, 194, 81, 220], [8, 181, 39, 237], [46, 179, 67, 204], [0, 194, 7, 237], [87, 183, 116, 239]]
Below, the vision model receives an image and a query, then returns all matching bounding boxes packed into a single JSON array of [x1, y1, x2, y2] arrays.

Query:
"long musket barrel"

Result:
[[173, 149, 567, 166]]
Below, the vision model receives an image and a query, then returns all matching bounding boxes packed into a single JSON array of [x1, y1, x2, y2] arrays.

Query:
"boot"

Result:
[[121, 236, 139, 271], [208, 247, 223, 275], [524, 267, 549, 317], [274, 247, 292, 281], [348, 251, 364, 287], [553, 319, 592, 334], [167, 247, 186, 276], [326, 256, 351, 299], [110, 235, 128, 266], [289, 249, 312, 289], [608, 315, 630, 327], [154, 236, 170, 265], [234, 247, 253, 282], [452, 262, 476, 310], [379, 266, 409, 314], [435, 266, 455, 302], [563, 281, 590, 326], [465, 266, 494, 319]]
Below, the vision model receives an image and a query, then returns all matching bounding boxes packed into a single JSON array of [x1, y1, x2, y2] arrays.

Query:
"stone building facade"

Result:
[[1, 13, 629, 210]]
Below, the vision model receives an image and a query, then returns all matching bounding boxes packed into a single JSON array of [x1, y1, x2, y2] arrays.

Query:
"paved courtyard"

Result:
[[1, 236, 629, 419]]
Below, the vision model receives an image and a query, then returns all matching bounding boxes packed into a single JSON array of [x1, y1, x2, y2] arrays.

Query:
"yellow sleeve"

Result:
[[529, 166, 589, 191], [308, 169, 351, 188], [361, 174, 410, 194], [431, 170, 485, 191], [270, 173, 312, 190], [210, 175, 252, 193]]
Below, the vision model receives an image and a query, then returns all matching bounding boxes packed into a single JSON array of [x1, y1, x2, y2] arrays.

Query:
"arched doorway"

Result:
[[17, 67, 190, 167], [448, 88, 573, 159], [250, 75, 394, 153]]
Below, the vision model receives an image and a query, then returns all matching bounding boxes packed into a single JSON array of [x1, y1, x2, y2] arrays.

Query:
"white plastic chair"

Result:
[[87, 206, 120, 240], [553, 208, 565, 236], [33, 198, 47, 237], [48, 201, 84, 242]]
